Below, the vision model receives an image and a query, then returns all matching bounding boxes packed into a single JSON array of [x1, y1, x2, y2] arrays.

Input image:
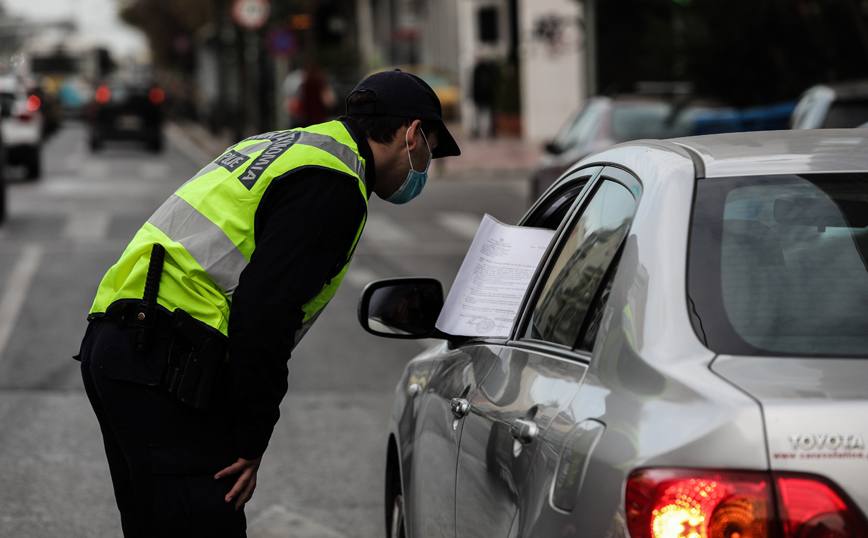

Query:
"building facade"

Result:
[[356, 0, 586, 142]]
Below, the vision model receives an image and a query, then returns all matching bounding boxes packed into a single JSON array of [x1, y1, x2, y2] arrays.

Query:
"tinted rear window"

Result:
[[688, 173, 868, 357], [611, 103, 698, 140], [823, 100, 868, 128]]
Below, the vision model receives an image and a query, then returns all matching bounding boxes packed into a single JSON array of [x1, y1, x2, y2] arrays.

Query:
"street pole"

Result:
[[584, 0, 597, 97]]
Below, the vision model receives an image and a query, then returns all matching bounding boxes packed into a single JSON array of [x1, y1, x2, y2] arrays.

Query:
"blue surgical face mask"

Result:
[[386, 128, 431, 205]]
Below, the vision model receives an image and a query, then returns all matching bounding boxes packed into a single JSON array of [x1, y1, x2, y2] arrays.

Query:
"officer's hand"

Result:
[[215, 456, 263, 511]]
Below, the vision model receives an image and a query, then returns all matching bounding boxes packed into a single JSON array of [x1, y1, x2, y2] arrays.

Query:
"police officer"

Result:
[[76, 69, 460, 538]]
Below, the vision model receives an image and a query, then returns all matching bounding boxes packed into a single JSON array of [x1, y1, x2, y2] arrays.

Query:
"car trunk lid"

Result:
[[711, 356, 868, 519]]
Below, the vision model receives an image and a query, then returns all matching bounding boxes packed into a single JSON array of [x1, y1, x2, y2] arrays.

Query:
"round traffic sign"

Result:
[[231, 0, 270, 31]]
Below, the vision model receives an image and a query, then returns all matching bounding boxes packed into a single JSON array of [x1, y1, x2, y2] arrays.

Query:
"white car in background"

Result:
[[0, 75, 44, 180]]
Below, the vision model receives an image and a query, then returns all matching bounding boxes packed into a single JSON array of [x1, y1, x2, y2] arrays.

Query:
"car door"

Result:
[[454, 166, 642, 538], [408, 344, 502, 538], [409, 168, 598, 538]]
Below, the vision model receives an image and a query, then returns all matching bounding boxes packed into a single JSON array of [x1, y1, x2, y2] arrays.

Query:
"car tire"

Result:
[[0, 170, 6, 226], [149, 136, 163, 153], [25, 147, 41, 181], [90, 137, 103, 152]]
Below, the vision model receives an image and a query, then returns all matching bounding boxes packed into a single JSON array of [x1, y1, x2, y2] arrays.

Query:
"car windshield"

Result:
[[551, 101, 606, 151], [610, 103, 697, 140], [109, 84, 150, 103], [688, 173, 868, 357]]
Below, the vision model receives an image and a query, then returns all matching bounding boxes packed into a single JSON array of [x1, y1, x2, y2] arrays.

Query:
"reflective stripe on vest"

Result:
[[90, 121, 368, 339], [147, 194, 247, 298]]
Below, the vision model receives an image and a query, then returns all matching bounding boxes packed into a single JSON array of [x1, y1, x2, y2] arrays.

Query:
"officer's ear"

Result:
[[404, 120, 423, 151]]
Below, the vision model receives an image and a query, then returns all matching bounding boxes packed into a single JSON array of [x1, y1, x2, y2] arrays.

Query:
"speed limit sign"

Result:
[[231, 0, 270, 30]]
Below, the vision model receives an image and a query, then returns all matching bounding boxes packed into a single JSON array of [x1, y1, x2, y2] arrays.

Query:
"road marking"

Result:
[[361, 213, 412, 245], [140, 162, 170, 179], [437, 211, 483, 240], [248, 505, 343, 538], [0, 245, 42, 361], [62, 211, 111, 241], [343, 266, 379, 289], [80, 161, 110, 179], [166, 123, 217, 167]]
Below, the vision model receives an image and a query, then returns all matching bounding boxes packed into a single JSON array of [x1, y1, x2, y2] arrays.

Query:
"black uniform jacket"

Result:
[[227, 119, 373, 459]]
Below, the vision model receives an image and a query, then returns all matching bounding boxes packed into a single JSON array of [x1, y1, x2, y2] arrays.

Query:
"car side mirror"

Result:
[[544, 140, 563, 155], [358, 278, 445, 339]]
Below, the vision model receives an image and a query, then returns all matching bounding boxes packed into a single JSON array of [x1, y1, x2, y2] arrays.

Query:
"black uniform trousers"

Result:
[[79, 317, 247, 538]]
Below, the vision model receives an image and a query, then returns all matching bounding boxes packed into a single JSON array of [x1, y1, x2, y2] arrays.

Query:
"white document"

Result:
[[436, 214, 556, 337]]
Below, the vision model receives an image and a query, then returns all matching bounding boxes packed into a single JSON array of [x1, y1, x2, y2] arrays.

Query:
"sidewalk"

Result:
[[170, 120, 542, 182], [433, 123, 542, 180]]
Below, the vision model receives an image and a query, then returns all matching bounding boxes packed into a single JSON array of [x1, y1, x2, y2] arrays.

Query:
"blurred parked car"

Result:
[[0, 75, 44, 180], [789, 80, 868, 129], [359, 129, 868, 538], [529, 95, 717, 201], [87, 80, 164, 152]]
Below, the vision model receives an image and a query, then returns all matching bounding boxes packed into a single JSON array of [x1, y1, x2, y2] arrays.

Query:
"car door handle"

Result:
[[510, 419, 539, 445], [450, 398, 471, 419]]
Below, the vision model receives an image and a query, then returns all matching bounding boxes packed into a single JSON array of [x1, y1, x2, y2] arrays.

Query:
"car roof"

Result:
[[669, 129, 868, 178]]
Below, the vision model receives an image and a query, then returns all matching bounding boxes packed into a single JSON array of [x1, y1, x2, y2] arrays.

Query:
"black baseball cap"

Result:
[[346, 69, 461, 158]]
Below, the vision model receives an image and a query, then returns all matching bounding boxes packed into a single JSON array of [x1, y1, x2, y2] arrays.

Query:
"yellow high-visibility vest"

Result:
[[90, 121, 368, 345]]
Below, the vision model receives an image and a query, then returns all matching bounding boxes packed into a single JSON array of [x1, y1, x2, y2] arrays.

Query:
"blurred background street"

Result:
[[0, 0, 866, 536]]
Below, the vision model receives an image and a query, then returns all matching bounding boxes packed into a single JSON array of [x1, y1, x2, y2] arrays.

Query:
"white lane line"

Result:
[[165, 123, 216, 167], [140, 162, 170, 179], [79, 161, 110, 179], [248, 505, 343, 538], [62, 211, 111, 241], [343, 266, 379, 289], [437, 212, 483, 240], [0, 245, 42, 361], [361, 213, 413, 245]]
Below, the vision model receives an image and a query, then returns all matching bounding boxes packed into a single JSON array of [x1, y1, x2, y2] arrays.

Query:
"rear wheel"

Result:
[[89, 131, 103, 152], [24, 146, 41, 180], [0, 144, 7, 224], [0, 169, 6, 225]]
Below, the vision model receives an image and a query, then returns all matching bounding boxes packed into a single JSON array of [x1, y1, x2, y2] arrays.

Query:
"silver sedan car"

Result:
[[358, 129, 868, 538]]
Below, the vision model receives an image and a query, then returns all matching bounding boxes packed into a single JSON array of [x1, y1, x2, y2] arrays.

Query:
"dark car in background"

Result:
[[789, 80, 868, 129], [87, 79, 164, 152]]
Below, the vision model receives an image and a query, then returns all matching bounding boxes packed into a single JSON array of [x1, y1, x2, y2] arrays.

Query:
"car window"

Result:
[[522, 178, 638, 348], [688, 173, 868, 357], [822, 100, 868, 128], [611, 103, 699, 140], [552, 102, 606, 152], [521, 168, 600, 230]]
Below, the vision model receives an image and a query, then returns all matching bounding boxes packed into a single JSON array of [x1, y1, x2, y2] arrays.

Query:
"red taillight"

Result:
[[26, 95, 40, 111], [148, 87, 164, 105], [95, 85, 111, 104], [626, 469, 771, 538], [626, 469, 868, 538], [776, 474, 868, 538]]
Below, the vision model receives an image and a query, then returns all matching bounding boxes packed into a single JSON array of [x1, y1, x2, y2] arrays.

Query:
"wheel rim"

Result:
[[390, 493, 406, 538]]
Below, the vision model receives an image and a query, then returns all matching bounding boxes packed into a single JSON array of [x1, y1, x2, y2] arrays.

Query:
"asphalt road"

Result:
[[0, 121, 530, 538]]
